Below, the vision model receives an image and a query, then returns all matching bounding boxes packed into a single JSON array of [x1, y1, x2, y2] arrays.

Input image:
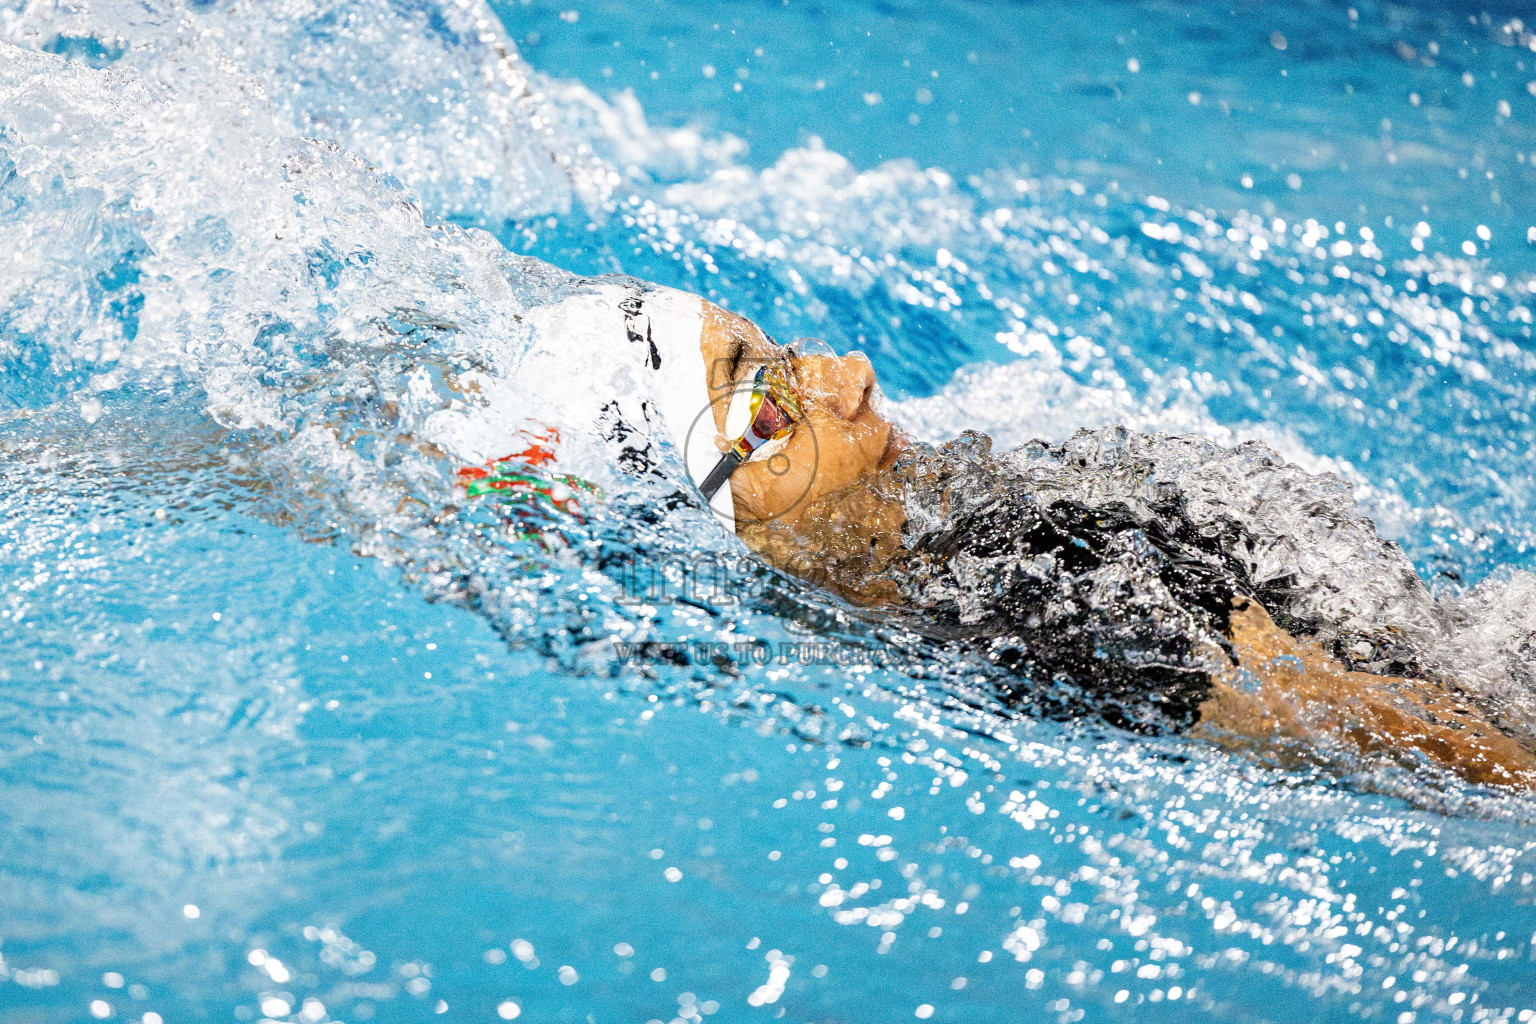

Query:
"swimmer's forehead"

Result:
[[701, 302, 785, 393]]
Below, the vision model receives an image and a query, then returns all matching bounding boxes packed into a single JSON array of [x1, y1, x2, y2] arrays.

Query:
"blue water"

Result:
[[4, 2, 1536, 1023]]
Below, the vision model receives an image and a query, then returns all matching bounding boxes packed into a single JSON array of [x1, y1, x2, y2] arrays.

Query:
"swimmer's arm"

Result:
[[1195, 599, 1536, 790]]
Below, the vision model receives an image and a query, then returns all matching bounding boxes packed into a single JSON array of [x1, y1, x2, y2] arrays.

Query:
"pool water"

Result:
[[3, 2, 1536, 1023]]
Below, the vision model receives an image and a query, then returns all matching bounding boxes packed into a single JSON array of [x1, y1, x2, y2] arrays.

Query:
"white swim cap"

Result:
[[639, 286, 735, 524]]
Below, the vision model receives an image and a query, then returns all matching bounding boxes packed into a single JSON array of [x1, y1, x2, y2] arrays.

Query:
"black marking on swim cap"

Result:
[[619, 294, 661, 370]]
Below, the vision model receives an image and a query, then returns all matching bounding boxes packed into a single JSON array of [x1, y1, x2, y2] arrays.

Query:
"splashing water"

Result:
[[4, 1, 1536, 1022]]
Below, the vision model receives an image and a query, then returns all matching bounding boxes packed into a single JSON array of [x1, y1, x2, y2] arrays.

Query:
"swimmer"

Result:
[[490, 279, 1536, 790]]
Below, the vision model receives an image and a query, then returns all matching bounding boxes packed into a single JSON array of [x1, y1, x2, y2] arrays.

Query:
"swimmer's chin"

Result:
[[877, 426, 906, 472]]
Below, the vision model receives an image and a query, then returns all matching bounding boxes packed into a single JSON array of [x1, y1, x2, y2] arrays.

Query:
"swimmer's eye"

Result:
[[698, 355, 805, 501]]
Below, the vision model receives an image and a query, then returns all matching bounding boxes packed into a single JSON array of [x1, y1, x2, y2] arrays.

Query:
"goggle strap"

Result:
[[699, 448, 744, 501]]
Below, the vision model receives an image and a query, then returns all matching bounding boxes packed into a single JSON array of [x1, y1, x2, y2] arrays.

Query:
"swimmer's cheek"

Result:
[[729, 417, 885, 526], [730, 439, 818, 525]]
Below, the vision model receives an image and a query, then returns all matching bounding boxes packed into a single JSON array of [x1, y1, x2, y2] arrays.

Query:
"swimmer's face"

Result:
[[701, 303, 901, 528]]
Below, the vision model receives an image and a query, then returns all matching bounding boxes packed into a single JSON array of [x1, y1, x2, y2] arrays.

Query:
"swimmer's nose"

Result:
[[822, 352, 877, 422]]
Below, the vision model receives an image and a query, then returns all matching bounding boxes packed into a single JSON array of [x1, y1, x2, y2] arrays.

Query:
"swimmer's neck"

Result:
[[737, 462, 911, 607]]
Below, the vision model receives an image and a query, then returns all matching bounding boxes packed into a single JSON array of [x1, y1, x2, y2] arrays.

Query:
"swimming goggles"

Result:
[[699, 353, 804, 501]]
